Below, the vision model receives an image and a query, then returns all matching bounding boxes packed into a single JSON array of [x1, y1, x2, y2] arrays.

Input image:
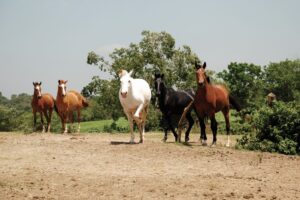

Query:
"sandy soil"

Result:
[[0, 132, 299, 200]]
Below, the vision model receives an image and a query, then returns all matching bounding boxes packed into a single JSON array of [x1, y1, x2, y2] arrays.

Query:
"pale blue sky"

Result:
[[0, 0, 299, 98]]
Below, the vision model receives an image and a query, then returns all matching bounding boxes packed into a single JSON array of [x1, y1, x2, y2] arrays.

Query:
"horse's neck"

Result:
[[158, 84, 169, 109], [32, 93, 40, 102], [196, 84, 210, 99]]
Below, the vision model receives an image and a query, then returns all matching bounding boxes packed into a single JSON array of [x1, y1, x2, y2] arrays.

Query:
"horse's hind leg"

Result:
[[43, 109, 51, 132], [184, 112, 194, 142], [47, 108, 53, 133], [137, 121, 145, 143], [223, 109, 230, 147], [210, 115, 218, 146], [77, 109, 81, 133]]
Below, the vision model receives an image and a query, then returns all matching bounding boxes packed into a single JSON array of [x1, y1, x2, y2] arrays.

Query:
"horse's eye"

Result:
[[128, 80, 131, 83]]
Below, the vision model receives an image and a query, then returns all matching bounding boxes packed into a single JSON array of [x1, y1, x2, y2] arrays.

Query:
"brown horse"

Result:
[[56, 80, 88, 133], [194, 62, 241, 146], [31, 82, 55, 132]]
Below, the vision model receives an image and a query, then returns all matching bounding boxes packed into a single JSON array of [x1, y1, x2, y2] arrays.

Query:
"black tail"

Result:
[[229, 95, 241, 111], [82, 99, 89, 107]]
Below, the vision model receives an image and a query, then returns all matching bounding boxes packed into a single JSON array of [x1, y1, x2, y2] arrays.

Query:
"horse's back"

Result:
[[213, 85, 230, 110], [32, 93, 54, 111], [67, 90, 87, 108], [133, 79, 151, 101]]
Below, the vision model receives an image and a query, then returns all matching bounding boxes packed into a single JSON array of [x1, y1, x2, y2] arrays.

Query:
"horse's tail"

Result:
[[82, 98, 89, 107], [229, 95, 241, 111]]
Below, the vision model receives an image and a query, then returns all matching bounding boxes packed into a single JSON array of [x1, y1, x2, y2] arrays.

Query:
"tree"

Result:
[[263, 59, 300, 102], [85, 31, 201, 122], [218, 62, 263, 108]]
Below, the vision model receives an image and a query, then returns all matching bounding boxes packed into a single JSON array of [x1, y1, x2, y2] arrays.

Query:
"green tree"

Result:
[[86, 31, 201, 124], [218, 62, 263, 108], [263, 59, 300, 102]]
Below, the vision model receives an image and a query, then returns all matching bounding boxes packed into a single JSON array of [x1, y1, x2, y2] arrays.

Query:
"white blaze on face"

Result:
[[35, 85, 42, 97], [59, 83, 66, 96], [120, 75, 131, 98]]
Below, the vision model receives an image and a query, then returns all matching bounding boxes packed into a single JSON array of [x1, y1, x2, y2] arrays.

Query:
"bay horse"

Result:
[[154, 73, 195, 142], [56, 80, 89, 133], [31, 82, 55, 132], [194, 62, 241, 146], [118, 70, 151, 143]]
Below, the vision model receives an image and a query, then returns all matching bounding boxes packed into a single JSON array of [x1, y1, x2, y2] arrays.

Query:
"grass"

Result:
[[80, 117, 128, 133]]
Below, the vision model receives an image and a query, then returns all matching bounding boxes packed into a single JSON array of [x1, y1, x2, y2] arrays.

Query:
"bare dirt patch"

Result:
[[0, 132, 299, 199]]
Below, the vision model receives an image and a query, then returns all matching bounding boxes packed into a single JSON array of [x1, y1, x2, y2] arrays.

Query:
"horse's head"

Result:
[[33, 82, 42, 99], [119, 70, 133, 98], [195, 62, 209, 87], [58, 80, 68, 97], [154, 72, 165, 97]]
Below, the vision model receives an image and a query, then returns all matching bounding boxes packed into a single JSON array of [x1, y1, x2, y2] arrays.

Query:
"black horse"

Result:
[[154, 73, 195, 142]]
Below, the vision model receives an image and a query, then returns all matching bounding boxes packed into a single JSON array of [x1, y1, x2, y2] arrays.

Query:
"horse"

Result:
[[154, 73, 195, 142], [194, 62, 241, 146], [118, 70, 151, 143], [31, 82, 56, 132], [56, 80, 89, 133]]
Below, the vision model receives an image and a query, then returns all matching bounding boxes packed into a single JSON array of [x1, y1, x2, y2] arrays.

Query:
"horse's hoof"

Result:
[[162, 138, 167, 142], [201, 140, 208, 146], [211, 143, 217, 147], [185, 138, 190, 142], [139, 140, 144, 144]]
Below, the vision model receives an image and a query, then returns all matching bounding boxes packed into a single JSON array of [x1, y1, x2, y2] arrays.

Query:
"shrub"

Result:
[[236, 101, 300, 155]]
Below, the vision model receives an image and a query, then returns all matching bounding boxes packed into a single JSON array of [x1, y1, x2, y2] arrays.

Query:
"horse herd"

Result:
[[32, 62, 240, 147]]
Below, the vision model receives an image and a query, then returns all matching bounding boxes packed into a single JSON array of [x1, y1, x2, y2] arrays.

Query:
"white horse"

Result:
[[118, 70, 151, 143]]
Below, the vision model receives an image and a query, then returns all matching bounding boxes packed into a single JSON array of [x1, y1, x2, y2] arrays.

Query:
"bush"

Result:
[[236, 101, 300, 155]]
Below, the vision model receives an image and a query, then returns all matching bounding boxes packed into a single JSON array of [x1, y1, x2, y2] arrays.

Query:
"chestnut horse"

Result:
[[56, 80, 88, 133], [31, 82, 55, 132], [194, 62, 241, 146]]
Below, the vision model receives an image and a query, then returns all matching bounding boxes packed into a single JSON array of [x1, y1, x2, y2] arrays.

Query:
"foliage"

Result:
[[263, 59, 300, 102], [218, 62, 263, 108], [237, 101, 300, 155]]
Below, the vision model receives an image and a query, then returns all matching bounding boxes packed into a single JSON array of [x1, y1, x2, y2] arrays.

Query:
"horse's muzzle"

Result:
[[121, 92, 127, 98], [198, 82, 205, 87]]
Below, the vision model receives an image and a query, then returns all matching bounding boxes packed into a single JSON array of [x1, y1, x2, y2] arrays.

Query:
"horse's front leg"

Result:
[[40, 111, 45, 133], [210, 114, 218, 146], [133, 103, 144, 123], [60, 112, 68, 134], [33, 111, 37, 131], [199, 117, 207, 146], [166, 114, 178, 142], [125, 111, 135, 143]]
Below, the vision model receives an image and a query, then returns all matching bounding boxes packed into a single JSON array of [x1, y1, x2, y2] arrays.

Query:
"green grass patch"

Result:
[[80, 117, 129, 133]]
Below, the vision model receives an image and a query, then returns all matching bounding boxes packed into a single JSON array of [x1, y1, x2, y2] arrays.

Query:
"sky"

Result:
[[0, 0, 299, 98]]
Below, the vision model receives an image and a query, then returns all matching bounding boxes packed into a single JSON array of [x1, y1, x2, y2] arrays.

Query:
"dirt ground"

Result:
[[0, 132, 299, 200]]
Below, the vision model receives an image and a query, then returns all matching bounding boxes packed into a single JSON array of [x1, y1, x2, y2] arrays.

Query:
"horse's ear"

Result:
[[58, 80, 61, 84], [128, 70, 133, 77], [65, 80, 68, 84], [203, 62, 206, 69], [195, 61, 200, 70], [39, 82, 42, 85], [33, 82, 35, 86], [161, 74, 164, 79], [154, 72, 159, 78]]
